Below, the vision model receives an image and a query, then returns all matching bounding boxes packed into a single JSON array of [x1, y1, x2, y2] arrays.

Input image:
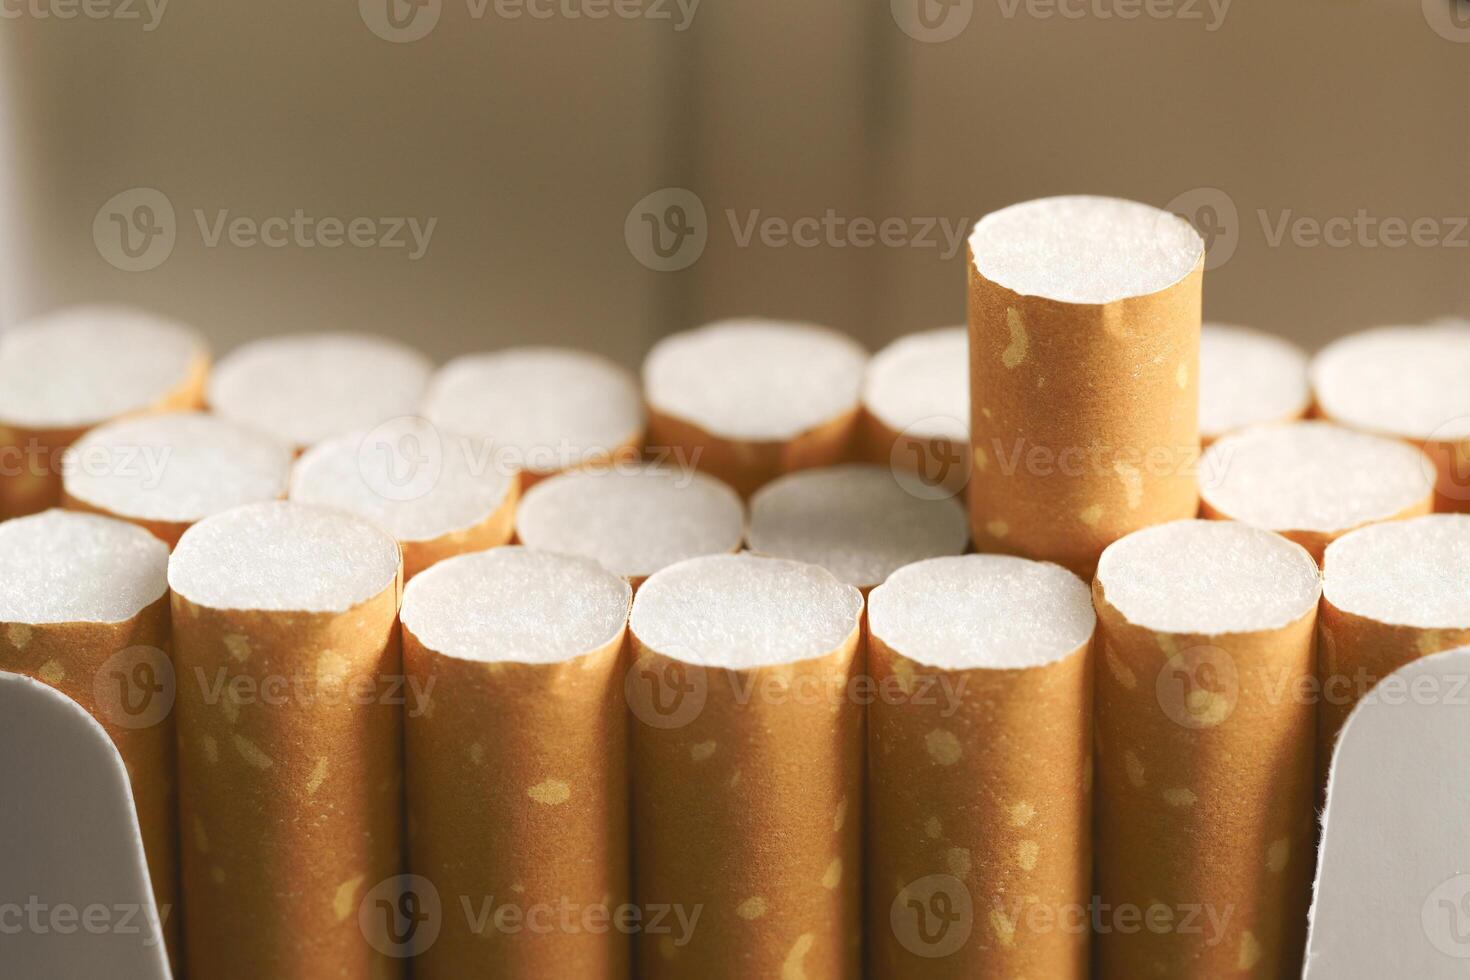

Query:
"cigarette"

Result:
[[1199, 421, 1436, 563], [1199, 323, 1311, 444], [0, 305, 208, 518], [400, 547, 632, 978], [168, 500, 405, 980], [642, 319, 869, 497], [514, 463, 745, 588], [1310, 321, 1470, 511], [1317, 514, 1470, 773], [866, 554, 1094, 978], [0, 509, 179, 965], [746, 463, 968, 591], [967, 196, 1204, 576], [289, 418, 519, 578], [207, 332, 432, 453], [859, 327, 970, 498], [628, 552, 865, 978], [62, 411, 294, 549], [1093, 519, 1321, 978], [421, 347, 643, 486]]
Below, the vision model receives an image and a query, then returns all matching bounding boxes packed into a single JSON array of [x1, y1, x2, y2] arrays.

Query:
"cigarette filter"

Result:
[[1198, 324, 1310, 444], [1199, 421, 1435, 563], [642, 319, 869, 497], [1093, 519, 1321, 978], [628, 553, 865, 978], [0, 510, 178, 964], [1317, 514, 1470, 772], [0, 305, 208, 518], [967, 196, 1204, 576], [421, 347, 643, 485], [1310, 321, 1470, 511], [859, 327, 970, 498], [168, 501, 405, 980], [401, 547, 633, 978], [746, 463, 968, 591], [866, 554, 1094, 978], [290, 418, 518, 578], [514, 463, 744, 588], [63, 411, 294, 548], [207, 332, 432, 452]]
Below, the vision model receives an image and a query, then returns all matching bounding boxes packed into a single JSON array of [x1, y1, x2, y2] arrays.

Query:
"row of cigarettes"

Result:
[[0, 194, 1466, 978]]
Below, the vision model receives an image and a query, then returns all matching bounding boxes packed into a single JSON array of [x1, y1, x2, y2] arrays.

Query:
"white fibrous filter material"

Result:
[[1200, 422, 1434, 533], [868, 554, 1094, 670], [1096, 519, 1321, 634], [1323, 514, 1470, 630], [514, 465, 744, 580], [967, 195, 1204, 305], [290, 420, 515, 542], [862, 326, 969, 441], [400, 546, 630, 664], [207, 332, 432, 449], [642, 319, 869, 441], [1311, 321, 1470, 440], [1199, 323, 1310, 438], [421, 348, 642, 474], [66, 412, 293, 523], [0, 305, 204, 429], [0, 510, 168, 623], [746, 464, 968, 588], [168, 501, 400, 613], [630, 552, 864, 669]]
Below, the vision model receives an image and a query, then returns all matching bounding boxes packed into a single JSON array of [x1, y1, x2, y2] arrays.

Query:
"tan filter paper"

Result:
[[642, 319, 869, 497], [402, 547, 632, 978], [628, 553, 865, 978], [1198, 324, 1310, 445], [0, 305, 208, 518], [1198, 421, 1435, 564], [168, 501, 405, 980], [866, 554, 1094, 978], [1311, 321, 1470, 512], [0, 510, 179, 964], [859, 326, 970, 499], [1093, 520, 1321, 979], [967, 196, 1205, 576], [1316, 514, 1470, 777]]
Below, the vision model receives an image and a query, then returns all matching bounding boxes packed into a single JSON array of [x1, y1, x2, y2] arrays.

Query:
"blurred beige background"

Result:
[[2, 0, 1466, 366]]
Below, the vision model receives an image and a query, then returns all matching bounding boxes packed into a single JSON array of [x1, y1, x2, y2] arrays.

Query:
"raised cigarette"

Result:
[[289, 418, 518, 578], [0, 509, 179, 964], [746, 463, 968, 591], [628, 552, 865, 978], [1093, 519, 1321, 978], [401, 547, 632, 978], [207, 332, 432, 452], [513, 463, 744, 588], [1310, 321, 1470, 511], [642, 319, 869, 497], [859, 326, 970, 498], [168, 500, 405, 980], [1199, 420, 1435, 563], [1198, 323, 1310, 445], [62, 410, 294, 548], [967, 196, 1204, 576], [421, 347, 643, 485], [866, 554, 1094, 978], [0, 305, 208, 518], [1317, 514, 1470, 772]]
